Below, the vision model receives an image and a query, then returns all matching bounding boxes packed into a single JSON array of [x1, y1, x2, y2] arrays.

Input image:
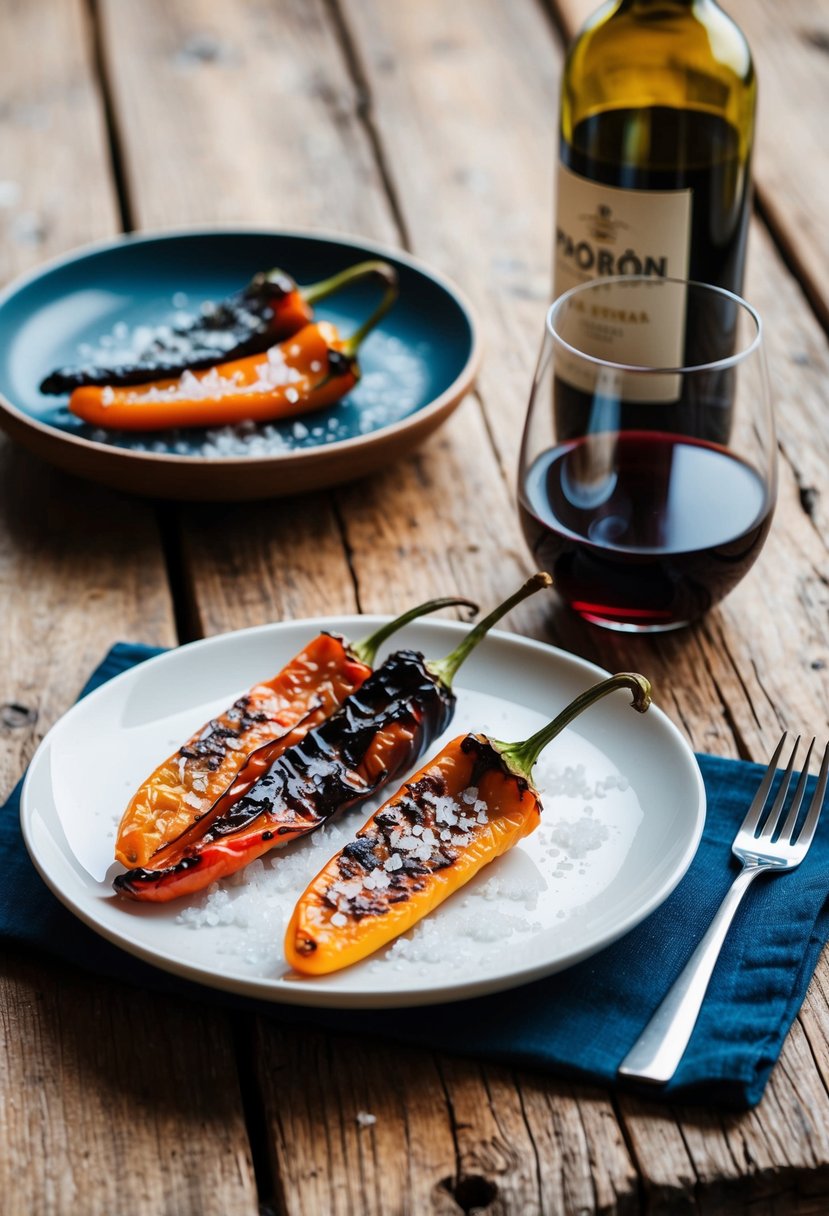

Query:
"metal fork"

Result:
[[619, 733, 829, 1085]]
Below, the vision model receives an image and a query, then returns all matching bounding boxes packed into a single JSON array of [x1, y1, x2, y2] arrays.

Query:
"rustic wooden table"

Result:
[[2, 0, 829, 1211]]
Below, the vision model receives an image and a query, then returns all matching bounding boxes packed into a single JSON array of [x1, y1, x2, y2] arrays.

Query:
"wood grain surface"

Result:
[[3, 0, 829, 1212], [0, 4, 253, 1214]]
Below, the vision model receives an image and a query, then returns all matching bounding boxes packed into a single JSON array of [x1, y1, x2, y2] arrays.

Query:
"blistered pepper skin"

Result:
[[114, 651, 456, 902], [41, 260, 395, 393], [115, 633, 369, 868], [284, 735, 541, 975]]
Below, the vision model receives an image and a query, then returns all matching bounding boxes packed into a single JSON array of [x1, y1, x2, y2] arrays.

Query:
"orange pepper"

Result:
[[70, 323, 350, 431], [285, 673, 652, 976], [115, 633, 368, 868]]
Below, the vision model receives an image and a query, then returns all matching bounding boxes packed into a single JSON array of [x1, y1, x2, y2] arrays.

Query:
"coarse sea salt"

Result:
[[546, 815, 610, 859]]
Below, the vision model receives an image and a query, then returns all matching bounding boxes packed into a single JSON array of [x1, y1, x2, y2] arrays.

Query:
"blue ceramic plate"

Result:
[[0, 229, 480, 499]]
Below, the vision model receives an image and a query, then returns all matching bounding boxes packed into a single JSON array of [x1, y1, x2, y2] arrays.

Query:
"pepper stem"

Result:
[[495, 673, 652, 782], [301, 260, 398, 307], [340, 263, 400, 356], [427, 572, 552, 688], [351, 596, 478, 668]]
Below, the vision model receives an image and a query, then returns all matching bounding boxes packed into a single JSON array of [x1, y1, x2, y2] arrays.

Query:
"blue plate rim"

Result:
[[0, 225, 482, 467]]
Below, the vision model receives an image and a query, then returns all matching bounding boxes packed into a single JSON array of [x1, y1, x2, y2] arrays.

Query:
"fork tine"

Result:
[[794, 741, 829, 851], [740, 732, 788, 834], [757, 736, 801, 841], [777, 738, 815, 842]]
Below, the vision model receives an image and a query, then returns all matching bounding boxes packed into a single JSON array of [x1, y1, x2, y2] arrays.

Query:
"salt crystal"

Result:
[[384, 854, 403, 872], [292, 421, 308, 439], [183, 792, 202, 809], [461, 787, 478, 804], [364, 867, 391, 891], [356, 1111, 376, 1127], [331, 912, 348, 928]]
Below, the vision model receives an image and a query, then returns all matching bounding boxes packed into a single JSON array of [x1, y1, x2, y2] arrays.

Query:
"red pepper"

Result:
[[114, 593, 475, 868]]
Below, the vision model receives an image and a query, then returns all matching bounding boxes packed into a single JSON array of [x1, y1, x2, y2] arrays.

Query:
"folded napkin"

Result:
[[3, 643, 828, 1109]]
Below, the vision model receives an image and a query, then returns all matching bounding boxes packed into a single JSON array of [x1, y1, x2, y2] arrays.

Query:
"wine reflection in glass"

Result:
[[518, 276, 776, 632]]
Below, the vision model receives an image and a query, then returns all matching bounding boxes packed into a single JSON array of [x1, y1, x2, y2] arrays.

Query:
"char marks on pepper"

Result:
[[323, 769, 490, 922], [178, 695, 271, 772], [116, 651, 454, 891], [207, 650, 454, 836], [40, 273, 295, 393]]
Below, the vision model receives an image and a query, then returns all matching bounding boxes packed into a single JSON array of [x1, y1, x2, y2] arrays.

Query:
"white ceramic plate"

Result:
[[21, 618, 705, 1008]]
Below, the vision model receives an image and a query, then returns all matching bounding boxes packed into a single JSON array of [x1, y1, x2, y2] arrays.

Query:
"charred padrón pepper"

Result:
[[115, 594, 475, 869], [41, 260, 394, 393], [285, 673, 651, 975], [114, 574, 552, 902], [69, 267, 399, 431]]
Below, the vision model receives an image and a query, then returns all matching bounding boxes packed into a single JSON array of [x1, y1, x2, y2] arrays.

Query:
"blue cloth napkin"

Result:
[[3, 643, 828, 1109]]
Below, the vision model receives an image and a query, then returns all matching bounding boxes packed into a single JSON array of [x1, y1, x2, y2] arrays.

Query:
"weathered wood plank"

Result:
[[0, 953, 257, 1216], [0, 4, 259, 1214], [335, 0, 556, 486], [255, 1024, 459, 1215], [97, 0, 399, 240], [517, 1076, 639, 1214], [724, 0, 829, 333], [0, 0, 117, 284], [436, 1057, 543, 1214]]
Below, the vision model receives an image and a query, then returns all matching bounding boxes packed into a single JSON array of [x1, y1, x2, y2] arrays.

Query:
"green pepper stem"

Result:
[[301, 260, 397, 307], [340, 264, 399, 356], [427, 572, 552, 688], [495, 673, 652, 781], [351, 596, 478, 668]]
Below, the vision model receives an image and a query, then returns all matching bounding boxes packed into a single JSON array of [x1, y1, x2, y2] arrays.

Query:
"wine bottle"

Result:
[[552, 0, 756, 438]]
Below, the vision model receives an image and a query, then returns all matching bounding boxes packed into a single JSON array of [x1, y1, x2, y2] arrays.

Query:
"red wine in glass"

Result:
[[518, 431, 773, 630]]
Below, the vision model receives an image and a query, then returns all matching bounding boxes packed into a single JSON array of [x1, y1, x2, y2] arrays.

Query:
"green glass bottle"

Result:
[[552, 0, 756, 442], [555, 0, 756, 300]]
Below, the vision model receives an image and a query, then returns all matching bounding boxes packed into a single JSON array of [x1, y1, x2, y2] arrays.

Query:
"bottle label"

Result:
[[554, 162, 692, 402]]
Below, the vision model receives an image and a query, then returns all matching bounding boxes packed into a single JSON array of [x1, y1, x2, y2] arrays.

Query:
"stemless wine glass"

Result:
[[518, 276, 776, 631]]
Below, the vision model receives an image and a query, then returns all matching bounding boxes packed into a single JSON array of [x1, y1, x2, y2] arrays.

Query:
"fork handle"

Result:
[[618, 864, 765, 1084]]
